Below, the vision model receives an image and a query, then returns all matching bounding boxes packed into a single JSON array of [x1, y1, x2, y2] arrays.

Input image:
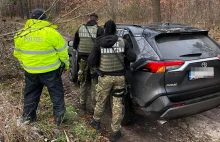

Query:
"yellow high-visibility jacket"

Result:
[[14, 19, 69, 74]]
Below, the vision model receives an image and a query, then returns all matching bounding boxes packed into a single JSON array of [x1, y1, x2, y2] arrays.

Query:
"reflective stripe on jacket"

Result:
[[14, 19, 69, 73]]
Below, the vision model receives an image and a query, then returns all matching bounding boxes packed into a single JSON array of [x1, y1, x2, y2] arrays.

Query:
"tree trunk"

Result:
[[55, 1, 61, 15], [105, 0, 118, 22], [9, 5, 13, 19], [28, 0, 32, 11], [24, 0, 30, 19], [111, 0, 117, 22], [12, 4, 15, 18], [151, 0, 161, 23], [19, 0, 24, 19]]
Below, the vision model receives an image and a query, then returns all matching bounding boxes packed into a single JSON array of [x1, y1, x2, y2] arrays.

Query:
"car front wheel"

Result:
[[68, 55, 78, 83]]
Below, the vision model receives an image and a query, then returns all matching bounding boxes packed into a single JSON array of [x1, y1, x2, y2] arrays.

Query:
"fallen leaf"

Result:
[[49, 117, 55, 122]]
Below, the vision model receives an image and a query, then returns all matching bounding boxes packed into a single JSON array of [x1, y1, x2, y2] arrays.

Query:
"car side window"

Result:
[[116, 29, 124, 37], [135, 37, 160, 61]]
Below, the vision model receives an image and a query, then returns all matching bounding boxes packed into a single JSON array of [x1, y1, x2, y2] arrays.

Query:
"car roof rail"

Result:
[[116, 23, 190, 30], [147, 22, 188, 26], [116, 23, 143, 28]]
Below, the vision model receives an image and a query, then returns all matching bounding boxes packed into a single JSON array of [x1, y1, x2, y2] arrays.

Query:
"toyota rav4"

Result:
[[68, 23, 220, 124]]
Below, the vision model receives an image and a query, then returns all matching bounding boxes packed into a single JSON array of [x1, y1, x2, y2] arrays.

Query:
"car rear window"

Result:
[[135, 37, 160, 60], [155, 34, 220, 60]]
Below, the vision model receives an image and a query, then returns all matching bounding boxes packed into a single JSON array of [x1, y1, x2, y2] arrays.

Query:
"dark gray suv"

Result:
[[68, 23, 220, 124]]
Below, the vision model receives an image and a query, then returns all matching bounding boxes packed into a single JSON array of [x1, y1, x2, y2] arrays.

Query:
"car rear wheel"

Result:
[[121, 94, 135, 125]]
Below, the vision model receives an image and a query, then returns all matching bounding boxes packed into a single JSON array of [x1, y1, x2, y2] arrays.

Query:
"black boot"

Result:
[[110, 131, 122, 142], [55, 114, 66, 126], [89, 119, 101, 130], [81, 104, 87, 114]]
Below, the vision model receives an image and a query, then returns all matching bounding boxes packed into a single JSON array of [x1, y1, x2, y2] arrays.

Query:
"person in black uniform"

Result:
[[88, 20, 136, 142], [73, 13, 104, 113]]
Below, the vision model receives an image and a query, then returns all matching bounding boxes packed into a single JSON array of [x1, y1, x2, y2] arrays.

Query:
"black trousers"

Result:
[[23, 69, 65, 118]]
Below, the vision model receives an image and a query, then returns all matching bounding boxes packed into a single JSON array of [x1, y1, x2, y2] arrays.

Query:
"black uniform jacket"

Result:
[[88, 34, 137, 76]]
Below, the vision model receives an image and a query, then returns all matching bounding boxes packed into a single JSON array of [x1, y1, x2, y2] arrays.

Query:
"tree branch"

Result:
[[52, 0, 93, 23], [0, 0, 59, 38], [57, 3, 106, 24], [0, 0, 100, 40]]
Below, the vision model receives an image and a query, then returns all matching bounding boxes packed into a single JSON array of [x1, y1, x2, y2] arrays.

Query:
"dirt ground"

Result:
[[63, 73, 220, 142]]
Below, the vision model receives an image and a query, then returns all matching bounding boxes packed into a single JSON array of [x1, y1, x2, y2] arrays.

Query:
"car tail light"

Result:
[[144, 60, 184, 73], [172, 103, 183, 107]]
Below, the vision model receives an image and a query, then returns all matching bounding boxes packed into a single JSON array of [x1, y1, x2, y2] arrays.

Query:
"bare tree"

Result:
[[151, 0, 161, 22], [0, 0, 4, 17], [105, 0, 119, 22], [23, 0, 29, 19], [0, 0, 106, 40], [18, 0, 24, 19]]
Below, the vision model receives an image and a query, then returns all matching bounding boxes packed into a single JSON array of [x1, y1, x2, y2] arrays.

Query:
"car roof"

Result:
[[116, 23, 208, 38]]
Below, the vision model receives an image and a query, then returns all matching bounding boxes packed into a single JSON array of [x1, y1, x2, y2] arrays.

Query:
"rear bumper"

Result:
[[133, 92, 220, 120]]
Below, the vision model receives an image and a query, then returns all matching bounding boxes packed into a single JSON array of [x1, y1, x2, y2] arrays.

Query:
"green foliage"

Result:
[[35, 93, 100, 141], [72, 121, 100, 141], [56, 135, 66, 142], [64, 105, 80, 125], [11, 0, 17, 5]]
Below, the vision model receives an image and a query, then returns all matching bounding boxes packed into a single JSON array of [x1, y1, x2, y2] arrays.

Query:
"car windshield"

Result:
[[155, 34, 220, 60]]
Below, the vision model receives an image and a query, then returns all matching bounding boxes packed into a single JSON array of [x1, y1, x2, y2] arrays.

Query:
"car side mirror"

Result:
[[68, 40, 74, 47]]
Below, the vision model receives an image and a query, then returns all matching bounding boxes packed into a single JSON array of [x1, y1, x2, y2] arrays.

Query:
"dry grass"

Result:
[[0, 21, 23, 81], [0, 80, 104, 142], [0, 20, 106, 142], [0, 82, 28, 142]]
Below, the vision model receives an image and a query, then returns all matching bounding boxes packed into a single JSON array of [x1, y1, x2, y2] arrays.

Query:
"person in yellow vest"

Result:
[[13, 9, 69, 125], [73, 13, 104, 114]]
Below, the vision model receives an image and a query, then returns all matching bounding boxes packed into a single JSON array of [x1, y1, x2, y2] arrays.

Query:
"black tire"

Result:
[[121, 95, 135, 125], [68, 51, 78, 83]]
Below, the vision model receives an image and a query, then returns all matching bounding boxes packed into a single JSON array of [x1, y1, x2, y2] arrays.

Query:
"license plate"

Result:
[[189, 67, 214, 80]]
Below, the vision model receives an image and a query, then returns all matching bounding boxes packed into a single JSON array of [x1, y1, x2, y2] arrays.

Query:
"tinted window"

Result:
[[116, 29, 128, 37], [156, 34, 220, 60], [128, 26, 144, 36], [135, 37, 160, 60]]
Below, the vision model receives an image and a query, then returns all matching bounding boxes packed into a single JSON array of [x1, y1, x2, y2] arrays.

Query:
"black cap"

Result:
[[89, 13, 98, 19], [31, 8, 46, 20]]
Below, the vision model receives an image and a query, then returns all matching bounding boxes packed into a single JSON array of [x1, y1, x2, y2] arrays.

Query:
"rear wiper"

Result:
[[180, 53, 202, 57]]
